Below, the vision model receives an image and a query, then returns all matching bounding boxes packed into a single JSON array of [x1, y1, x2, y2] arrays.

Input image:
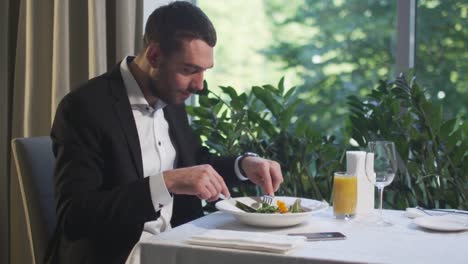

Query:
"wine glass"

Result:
[[365, 141, 398, 226]]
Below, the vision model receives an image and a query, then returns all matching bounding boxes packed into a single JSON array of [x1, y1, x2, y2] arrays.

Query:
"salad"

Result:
[[235, 198, 304, 214]]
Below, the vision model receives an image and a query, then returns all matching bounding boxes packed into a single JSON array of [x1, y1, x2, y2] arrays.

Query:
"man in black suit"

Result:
[[46, 2, 283, 263]]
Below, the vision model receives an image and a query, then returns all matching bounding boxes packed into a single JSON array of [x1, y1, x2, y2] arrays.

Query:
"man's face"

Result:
[[151, 39, 214, 105]]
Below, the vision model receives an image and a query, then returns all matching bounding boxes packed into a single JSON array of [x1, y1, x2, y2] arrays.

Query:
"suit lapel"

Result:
[[108, 64, 144, 178], [163, 104, 198, 167], [163, 106, 183, 166]]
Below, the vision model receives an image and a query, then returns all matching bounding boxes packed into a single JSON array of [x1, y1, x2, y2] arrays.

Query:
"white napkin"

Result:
[[186, 229, 306, 254]]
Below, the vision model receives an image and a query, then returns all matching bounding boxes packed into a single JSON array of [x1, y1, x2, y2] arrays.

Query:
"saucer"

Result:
[[413, 215, 468, 232]]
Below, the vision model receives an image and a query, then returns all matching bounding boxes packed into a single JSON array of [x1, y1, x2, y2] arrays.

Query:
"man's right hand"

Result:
[[163, 164, 230, 202]]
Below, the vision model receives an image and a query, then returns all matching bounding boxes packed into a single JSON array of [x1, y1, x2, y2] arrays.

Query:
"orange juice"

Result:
[[333, 173, 357, 219]]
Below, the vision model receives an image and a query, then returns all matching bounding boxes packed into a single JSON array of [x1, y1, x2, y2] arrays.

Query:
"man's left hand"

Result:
[[241, 157, 283, 195]]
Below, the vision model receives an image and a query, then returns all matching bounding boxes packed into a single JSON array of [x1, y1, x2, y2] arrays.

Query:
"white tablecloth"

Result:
[[127, 209, 468, 264]]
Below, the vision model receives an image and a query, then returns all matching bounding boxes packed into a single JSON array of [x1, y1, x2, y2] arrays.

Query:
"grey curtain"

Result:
[[1, 0, 143, 263]]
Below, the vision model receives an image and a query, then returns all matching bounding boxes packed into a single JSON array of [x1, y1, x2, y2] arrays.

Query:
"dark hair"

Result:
[[143, 2, 217, 54]]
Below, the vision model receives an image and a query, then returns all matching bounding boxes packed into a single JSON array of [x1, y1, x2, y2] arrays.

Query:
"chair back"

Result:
[[12, 136, 56, 264]]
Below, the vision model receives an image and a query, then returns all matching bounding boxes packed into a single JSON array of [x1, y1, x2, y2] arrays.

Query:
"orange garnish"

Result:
[[277, 200, 289, 213]]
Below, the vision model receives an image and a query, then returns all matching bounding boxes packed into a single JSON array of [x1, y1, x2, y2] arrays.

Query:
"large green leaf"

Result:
[[440, 119, 457, 141], [278, 76, 285, 94], [279, 100, 300, 130], [219, 86, 238, 100], [420, 100, 443, 136], [252, 86, 281, 118], [283, 86, 297, 101]]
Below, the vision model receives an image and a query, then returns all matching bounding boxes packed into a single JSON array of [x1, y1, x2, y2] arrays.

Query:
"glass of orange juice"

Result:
[[333, 172, 357, 220]]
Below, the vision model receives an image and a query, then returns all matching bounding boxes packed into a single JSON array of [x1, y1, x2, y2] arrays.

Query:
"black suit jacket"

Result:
[[46, 63, 239, 264]]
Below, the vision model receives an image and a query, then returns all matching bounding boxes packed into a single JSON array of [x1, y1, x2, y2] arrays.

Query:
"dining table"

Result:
[[126, 207, 468, 264]]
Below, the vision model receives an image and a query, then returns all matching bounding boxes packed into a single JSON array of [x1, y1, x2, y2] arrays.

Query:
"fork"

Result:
[[261, 195, 274, 205]]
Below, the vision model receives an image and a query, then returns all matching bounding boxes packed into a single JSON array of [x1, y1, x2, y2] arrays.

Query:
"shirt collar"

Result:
[[120, 56, 167, 110]]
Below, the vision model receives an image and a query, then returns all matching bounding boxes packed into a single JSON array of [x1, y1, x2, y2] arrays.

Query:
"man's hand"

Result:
[[241, 157, 283, 195], [163, 165, 230, 202]]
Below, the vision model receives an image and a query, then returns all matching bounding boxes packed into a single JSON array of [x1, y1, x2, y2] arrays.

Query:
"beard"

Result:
[[149, 60, 199, 105], [148, 78, 162, 99], [148, 78, 197, 105]]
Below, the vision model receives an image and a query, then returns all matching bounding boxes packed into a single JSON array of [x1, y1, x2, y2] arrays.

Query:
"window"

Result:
[[198, 1, 286, 93], [415, 0, 467, 119], [199, 0, 397, 135], [143, 1, 466, 134]]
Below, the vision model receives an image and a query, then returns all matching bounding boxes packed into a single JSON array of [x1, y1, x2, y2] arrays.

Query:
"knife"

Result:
[[218, 194, 258, 213], [417, 206, 468, 216]]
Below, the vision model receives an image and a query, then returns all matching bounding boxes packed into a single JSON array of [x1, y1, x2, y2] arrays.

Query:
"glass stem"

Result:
[[377, 186, 384, 221]]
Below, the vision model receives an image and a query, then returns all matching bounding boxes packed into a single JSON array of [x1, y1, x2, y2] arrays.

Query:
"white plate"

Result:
[[413, 215, 468, 232], [215, 196, 328, 227]]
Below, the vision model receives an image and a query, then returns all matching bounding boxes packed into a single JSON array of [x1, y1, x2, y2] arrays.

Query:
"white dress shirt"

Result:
[[120, 56, 249, 236], [121, 57, 175, 235]]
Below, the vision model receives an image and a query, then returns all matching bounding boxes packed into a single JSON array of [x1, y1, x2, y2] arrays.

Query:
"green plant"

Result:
[[190, 73, 467, 211], [348, 73, 468, 209], [187, 78, 344, 203]]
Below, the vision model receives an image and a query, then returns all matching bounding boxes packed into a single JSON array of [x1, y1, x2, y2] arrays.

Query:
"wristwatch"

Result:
[[238, 152, 259, 177]]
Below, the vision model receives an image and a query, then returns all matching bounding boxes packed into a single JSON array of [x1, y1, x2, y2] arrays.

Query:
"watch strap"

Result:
[[238, 152, 259, 178]]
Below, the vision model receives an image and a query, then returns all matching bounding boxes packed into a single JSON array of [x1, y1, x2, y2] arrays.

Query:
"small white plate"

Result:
[[215, 196, 328, 228], [413, 215, 468, 232]]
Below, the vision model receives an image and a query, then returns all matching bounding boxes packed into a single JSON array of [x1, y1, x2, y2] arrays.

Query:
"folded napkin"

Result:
[[186, 230, 306, 254]]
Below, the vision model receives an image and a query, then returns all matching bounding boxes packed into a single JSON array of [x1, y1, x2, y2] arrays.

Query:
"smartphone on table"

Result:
[[288, 232, 346, 241]]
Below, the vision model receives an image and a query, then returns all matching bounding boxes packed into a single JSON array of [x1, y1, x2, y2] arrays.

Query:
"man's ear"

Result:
[[145, 42, 161, 68]]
